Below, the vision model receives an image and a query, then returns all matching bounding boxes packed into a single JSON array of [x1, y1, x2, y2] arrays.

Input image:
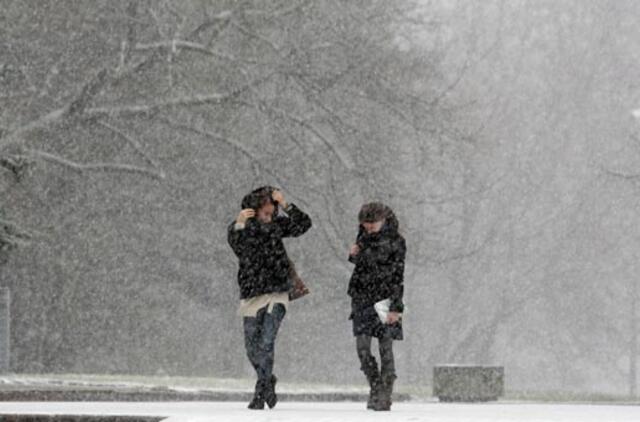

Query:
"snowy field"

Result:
[[0, 402, 639, 422]]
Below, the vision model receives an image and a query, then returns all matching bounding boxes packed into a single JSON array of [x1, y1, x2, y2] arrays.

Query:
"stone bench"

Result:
[[433, 365, 504, 402]]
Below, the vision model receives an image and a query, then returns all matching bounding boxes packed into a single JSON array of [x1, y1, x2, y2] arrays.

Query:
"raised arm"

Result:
[[271, 190, 311, 238], [227, 208, 255, 257], [277, 203, 312, 237], [348, 227, 365, 264]]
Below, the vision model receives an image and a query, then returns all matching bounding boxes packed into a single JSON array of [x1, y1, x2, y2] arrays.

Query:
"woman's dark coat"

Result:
[[228, 201, 311, 300]]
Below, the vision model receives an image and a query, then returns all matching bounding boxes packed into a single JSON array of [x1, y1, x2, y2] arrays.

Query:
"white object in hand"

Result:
[[374, 299, 391, 323]]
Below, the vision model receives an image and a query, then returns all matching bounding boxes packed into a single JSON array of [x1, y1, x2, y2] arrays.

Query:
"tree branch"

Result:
[[243, 1, 310, 19], [96, 120, 160, 168], [188, 9, 233, 41], [158, 118, 290, 188], [133, 40, 260, 64], [85, 73, 273, 117], [84, 92, 231, 117], [0, 62, 146, 150], [1, 70, 272, 154], [602, 167, 640, 181], [66, 69, 110, 117], [235, 96, 355, 170], [0, 218, 31, 235], [0, 217, 34, 246], [26, 150, 165, 180], [230, 21, 281, 53]]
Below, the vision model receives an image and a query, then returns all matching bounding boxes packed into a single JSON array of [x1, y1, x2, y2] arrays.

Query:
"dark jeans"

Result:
[[356, 333, 395, 378], [243, 303, 286, 382]]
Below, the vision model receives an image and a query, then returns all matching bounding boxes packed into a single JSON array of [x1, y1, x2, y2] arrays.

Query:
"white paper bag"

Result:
[[374, 298, 391, 323]]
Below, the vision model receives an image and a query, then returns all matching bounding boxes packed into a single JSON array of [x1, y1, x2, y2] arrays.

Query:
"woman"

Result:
[[227, 186, 312, 409], [348, 202, 406, 411]]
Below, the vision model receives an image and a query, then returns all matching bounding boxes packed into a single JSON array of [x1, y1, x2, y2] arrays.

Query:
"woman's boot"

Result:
[[375, 372, 397, 411], [264, 374, 278, 409], [248, 379, 266, 410], [361, 356, 381, 410]]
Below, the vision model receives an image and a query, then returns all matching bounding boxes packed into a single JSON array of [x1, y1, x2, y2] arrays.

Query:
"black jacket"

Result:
[[228, 203, 312, 299], [347, 223, 406, 313]]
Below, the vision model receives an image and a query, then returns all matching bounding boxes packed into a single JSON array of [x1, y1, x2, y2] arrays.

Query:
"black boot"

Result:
[[374, 372, 397, 411], [264, 374, 278, 409], [248, 379, 266, 410], [361, 356, 381, 410], [367, 373, 382, 410]]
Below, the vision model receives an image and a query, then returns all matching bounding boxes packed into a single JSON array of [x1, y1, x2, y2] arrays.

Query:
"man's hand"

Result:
[[387, 312, 401, 325], [272, 190, 288, 209], [236, 208, 256, 225], [349, 244, 360, 256]]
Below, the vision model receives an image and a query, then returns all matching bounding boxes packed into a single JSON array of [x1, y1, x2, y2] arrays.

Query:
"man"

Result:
[[227, 186, 312, 409]]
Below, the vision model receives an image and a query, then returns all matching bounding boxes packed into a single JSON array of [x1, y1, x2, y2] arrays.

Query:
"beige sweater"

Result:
[[237, 292, 289, 317]]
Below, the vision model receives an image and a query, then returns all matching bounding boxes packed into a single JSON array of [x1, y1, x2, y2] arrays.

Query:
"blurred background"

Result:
[[2, 0, 640, 398]]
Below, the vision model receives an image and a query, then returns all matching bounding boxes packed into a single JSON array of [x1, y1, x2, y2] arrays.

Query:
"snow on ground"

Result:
[[0, 374, 370, 395], [0, 401, 639, 422]]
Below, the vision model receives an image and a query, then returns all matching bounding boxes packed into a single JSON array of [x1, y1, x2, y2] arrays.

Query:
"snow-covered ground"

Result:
[[0, 401, 638, 422], [0, 374, 371, 395]]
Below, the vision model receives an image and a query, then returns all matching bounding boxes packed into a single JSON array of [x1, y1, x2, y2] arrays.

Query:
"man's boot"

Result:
[[248, 379, 266, 410], [361, 356, 381, 410], [264, 374, 278, 409], [375, 372, 397, 411]]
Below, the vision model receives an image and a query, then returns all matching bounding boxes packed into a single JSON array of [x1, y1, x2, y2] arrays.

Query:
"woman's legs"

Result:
[[243, 304, 286, 409], [378, 334, 396, 410], [378, 335, 395, 380], [258, 304, 286, 382], [356, 335, 381, 409], [244, 305, 286, 380], [355, 333, 397, 411], [356, 334, 374, 365], [243, 312, 263, 376]]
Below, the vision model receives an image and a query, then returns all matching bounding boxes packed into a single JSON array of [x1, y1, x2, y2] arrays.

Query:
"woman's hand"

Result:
[[272, 190, 288, 209], [236, 208, 256, 225], [387, 312, 401, 324], [349, 244, 361, 256]]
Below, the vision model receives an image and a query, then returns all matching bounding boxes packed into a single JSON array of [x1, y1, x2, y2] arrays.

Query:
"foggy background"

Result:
[[2, 0, 640, 397]]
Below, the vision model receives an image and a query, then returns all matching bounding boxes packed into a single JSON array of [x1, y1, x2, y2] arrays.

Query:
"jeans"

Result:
[[243, 303, 286, 382]]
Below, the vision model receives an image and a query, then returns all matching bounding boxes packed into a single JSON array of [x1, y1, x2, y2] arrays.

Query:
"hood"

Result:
[[240, 185, 279, 222], [356, 203, 399, 242]]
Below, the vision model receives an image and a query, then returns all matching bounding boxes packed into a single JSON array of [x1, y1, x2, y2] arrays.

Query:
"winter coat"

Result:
[[228, 203, 312, 300]]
